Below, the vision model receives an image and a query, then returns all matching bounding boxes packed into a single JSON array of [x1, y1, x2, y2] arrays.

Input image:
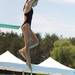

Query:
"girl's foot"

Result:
[[18, 47, 26, 60], [19, 47, 32, 70]]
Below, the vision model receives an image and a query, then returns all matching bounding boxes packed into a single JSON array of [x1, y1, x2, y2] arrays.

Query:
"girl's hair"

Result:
[[32, 0, 39, 7]]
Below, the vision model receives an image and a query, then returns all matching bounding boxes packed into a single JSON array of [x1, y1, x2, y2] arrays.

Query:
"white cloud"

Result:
[[31, 13, 75, 37], [48, 0, 75, 4], [31, 13, 55, 34], [48, 0, 64, 4], [64, 0, 75, 4]]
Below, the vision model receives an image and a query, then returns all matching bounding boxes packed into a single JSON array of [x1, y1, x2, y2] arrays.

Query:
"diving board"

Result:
[[0, 24, 20, 29]]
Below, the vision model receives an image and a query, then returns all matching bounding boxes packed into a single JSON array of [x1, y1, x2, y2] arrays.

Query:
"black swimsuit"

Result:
[[22, 8, 33, 27]]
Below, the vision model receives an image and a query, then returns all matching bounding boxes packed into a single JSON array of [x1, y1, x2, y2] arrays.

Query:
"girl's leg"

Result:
[[19, 30, 39, 52], [29, 29, 39, 49], [19, 23, 31, 69], [19, 28, 39, 52]]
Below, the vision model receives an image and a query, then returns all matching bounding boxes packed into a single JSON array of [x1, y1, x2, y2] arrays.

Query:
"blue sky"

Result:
[[0, 0, 75, 37]]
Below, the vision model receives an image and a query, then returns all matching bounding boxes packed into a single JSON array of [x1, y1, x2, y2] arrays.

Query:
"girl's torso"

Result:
[[23, 8, 33, 26]]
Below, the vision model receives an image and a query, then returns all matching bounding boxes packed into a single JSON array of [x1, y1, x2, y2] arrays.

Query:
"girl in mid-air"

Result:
[[19, 0, 39, 68]]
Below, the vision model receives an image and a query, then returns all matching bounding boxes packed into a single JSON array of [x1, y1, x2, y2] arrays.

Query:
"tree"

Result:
[[31, 33, 59, 64], [0, 32, 24, 55], [51, 39, 75, 68], [69, 37, 75, 45]]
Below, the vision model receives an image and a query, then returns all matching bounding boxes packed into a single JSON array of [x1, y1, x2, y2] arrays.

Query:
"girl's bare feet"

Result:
[[19, 47, 26, 60], [19, 47, 32, 70]]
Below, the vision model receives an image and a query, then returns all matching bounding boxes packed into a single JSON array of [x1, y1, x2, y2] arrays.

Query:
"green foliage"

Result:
[[69, 37, 75, 45], [0, 32, 58, 64], [1, 32, 75, 68], [0, 32, 24, 55], [51, 39, 75, 68], [35, 74, 47, 75], [33, 34, 58, 63]]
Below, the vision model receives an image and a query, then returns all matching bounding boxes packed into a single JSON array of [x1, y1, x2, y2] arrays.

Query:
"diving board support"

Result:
[[22, 71, 25, 75]]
